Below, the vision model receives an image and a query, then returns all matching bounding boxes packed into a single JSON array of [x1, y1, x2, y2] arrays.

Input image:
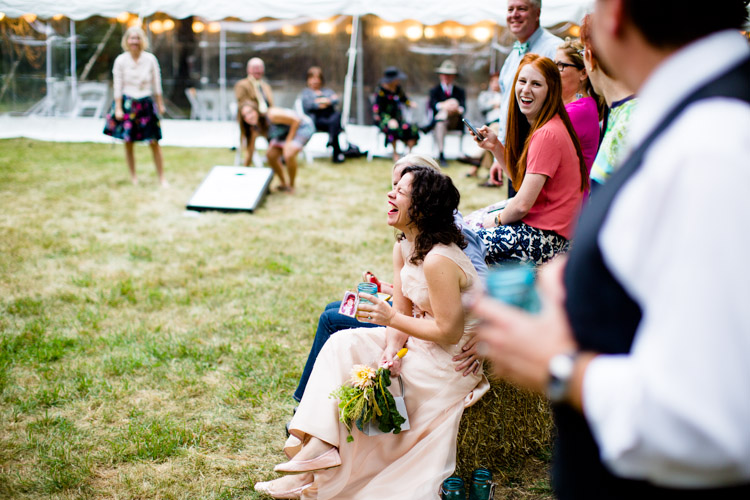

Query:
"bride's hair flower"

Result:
[[350, 364, 376, 390]]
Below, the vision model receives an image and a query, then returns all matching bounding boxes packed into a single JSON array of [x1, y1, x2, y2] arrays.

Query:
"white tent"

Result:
[[0, 1, 593, 26], [1, 0, 594, 146]]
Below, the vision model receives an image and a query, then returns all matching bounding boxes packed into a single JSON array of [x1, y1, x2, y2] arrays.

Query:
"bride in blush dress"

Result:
[[255, 163, 489, 499]]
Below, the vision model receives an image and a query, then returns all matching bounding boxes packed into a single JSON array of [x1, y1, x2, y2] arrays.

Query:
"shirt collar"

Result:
[[629, 30, 750, 149], [523, 26, 545, 49]]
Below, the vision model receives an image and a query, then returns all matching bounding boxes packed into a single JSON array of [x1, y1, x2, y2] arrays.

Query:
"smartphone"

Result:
[[462, 118, 485, 141]]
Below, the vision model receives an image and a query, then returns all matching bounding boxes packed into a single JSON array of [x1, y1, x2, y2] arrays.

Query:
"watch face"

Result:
[[550, 354, 575, 379], [547, 353, 576, 404]]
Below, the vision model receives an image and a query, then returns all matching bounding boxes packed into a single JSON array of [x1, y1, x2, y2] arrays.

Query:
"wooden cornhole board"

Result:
[[186, 166, 273, 213]]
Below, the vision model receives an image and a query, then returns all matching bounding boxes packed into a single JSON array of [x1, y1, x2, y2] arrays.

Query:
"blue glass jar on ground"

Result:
[[440, 476, 466, 499], [468, 467, 494, 500], [485, 263, 541, 313]]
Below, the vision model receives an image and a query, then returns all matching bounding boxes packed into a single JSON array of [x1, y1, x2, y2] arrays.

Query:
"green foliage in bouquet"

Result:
[[330, 364, 406, 442]]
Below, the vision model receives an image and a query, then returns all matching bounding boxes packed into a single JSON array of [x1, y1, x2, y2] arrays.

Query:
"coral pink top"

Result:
[[522, 115, 584, 240]]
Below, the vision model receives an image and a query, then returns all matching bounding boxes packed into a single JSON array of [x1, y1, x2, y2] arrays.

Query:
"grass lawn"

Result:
[[0, 138, 551, 499]]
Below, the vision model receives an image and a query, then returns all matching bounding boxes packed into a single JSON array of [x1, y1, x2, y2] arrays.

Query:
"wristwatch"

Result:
[[546, 352, 577, 404]]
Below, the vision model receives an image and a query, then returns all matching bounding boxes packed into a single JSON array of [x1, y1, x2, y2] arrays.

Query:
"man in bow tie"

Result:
[[492, 0, 561, 193]]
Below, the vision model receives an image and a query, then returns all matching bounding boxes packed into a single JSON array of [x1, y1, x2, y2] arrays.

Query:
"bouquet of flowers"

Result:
[[330, 348, 408, 442]]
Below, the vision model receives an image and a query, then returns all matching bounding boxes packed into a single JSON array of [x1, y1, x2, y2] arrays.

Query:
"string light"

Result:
[[22, 13, 37, 23], [163, 19, 175, 31], [405, 25, 422, 41], [281, 24, 297, 36], [251, 24, 266, 35], [192, 21, 205, 33], [116, 12, 130, 24], [569, 25, 581, 37], [53, 14, 64, 21], [0, 12, 5, 21], [150, 20, 163, 34], [472, 26, 492, 42], [424, 26, 436, 39], [453, 26, 466, 37], [208, 21, 221, 33], [127, 17, 141, 28], [316, 21, 333, 34], [379, 25, 396, 39]]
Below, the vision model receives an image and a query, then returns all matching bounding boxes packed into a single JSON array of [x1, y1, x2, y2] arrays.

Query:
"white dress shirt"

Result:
[[583, 30, 750, 488]]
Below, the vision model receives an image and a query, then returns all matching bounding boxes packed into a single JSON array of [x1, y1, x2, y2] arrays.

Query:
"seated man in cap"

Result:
[[425, 60, 466, 167]]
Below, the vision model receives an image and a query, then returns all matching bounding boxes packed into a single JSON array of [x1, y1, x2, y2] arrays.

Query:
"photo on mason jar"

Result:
[[339, 291, 359, 318]]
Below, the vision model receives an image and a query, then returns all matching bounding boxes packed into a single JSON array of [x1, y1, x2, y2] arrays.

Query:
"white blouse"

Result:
[[112, 51, 163, 100]]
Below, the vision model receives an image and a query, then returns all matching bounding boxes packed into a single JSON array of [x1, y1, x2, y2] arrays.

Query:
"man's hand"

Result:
[[472, 257, 578, 392]]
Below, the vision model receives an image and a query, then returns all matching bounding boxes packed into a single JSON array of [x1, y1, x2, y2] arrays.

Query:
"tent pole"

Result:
[[70, 19, 77, 106], [200, 30, 208, 87], [490, 27, 498, 74], [219, 27, 227, 120], [45, 23, 54, 116], [356, 18, 364, 125], [341, 15, 359, 130]]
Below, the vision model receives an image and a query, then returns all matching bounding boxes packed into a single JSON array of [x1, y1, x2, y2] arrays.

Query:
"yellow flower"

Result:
[[350, 364, 376, 390]]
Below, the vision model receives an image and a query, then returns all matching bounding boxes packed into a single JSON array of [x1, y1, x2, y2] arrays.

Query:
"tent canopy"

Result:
[[0, 0, 593, 26]]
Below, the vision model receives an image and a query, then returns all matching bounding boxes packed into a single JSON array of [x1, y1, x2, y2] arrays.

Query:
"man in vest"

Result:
[[489, 0, 561, 193], [473, 0, 750, 498], [235, 57, 275, 166]]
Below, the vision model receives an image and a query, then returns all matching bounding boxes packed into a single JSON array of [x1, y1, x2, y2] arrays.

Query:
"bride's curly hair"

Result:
[[398, 165, 466, 265]]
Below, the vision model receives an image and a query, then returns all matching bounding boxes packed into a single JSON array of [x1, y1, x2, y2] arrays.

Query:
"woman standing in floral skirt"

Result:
[[103, 26, 167, 187]]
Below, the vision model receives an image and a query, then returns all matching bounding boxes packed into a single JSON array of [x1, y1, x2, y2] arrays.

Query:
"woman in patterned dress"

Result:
[[372, 67, 420, 162]]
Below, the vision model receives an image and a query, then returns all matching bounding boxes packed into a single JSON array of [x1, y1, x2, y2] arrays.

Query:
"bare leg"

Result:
[[266, 147, 289, 189], [124, 142, 137, 184], [391, 141, 400, 162], [434, 121, 448, 155], [282, 143, 301, 193], [149, 141, 167, 187], [405, 139, 417, 155]]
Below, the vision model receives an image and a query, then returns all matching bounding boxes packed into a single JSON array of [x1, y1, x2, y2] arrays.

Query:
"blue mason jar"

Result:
[[485, 263, 541, 313], [468, 467, 494, 500], [357, 282, 378, 304], [440, 476, 466, 499]]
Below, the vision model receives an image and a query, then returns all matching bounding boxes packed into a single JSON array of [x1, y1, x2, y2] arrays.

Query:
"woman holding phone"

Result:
[[469, 53, 588, 266]]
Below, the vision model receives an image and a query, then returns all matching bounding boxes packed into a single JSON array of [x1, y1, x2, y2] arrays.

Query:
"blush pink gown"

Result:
[[286, 240, 490, 499]]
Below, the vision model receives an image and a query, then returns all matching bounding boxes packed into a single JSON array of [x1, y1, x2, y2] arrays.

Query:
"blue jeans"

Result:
[[293, 300, 378, 401]]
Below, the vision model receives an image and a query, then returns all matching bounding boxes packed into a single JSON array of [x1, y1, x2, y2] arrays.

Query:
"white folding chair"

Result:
[[70, 82, 109, 118]]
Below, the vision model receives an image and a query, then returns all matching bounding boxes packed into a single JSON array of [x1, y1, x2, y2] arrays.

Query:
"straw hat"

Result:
[[381, 66, 407, 84], [435, 60, 459, 75]]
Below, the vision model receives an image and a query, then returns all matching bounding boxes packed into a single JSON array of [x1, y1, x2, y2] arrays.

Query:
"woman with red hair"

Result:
[[471, 53, 588, 266]]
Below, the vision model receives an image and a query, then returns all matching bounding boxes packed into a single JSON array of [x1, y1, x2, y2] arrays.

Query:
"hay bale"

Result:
[[455, 377, 553, 482]]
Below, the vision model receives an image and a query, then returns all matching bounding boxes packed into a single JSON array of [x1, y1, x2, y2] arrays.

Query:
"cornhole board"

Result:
[[186, 166, 273, 213]]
